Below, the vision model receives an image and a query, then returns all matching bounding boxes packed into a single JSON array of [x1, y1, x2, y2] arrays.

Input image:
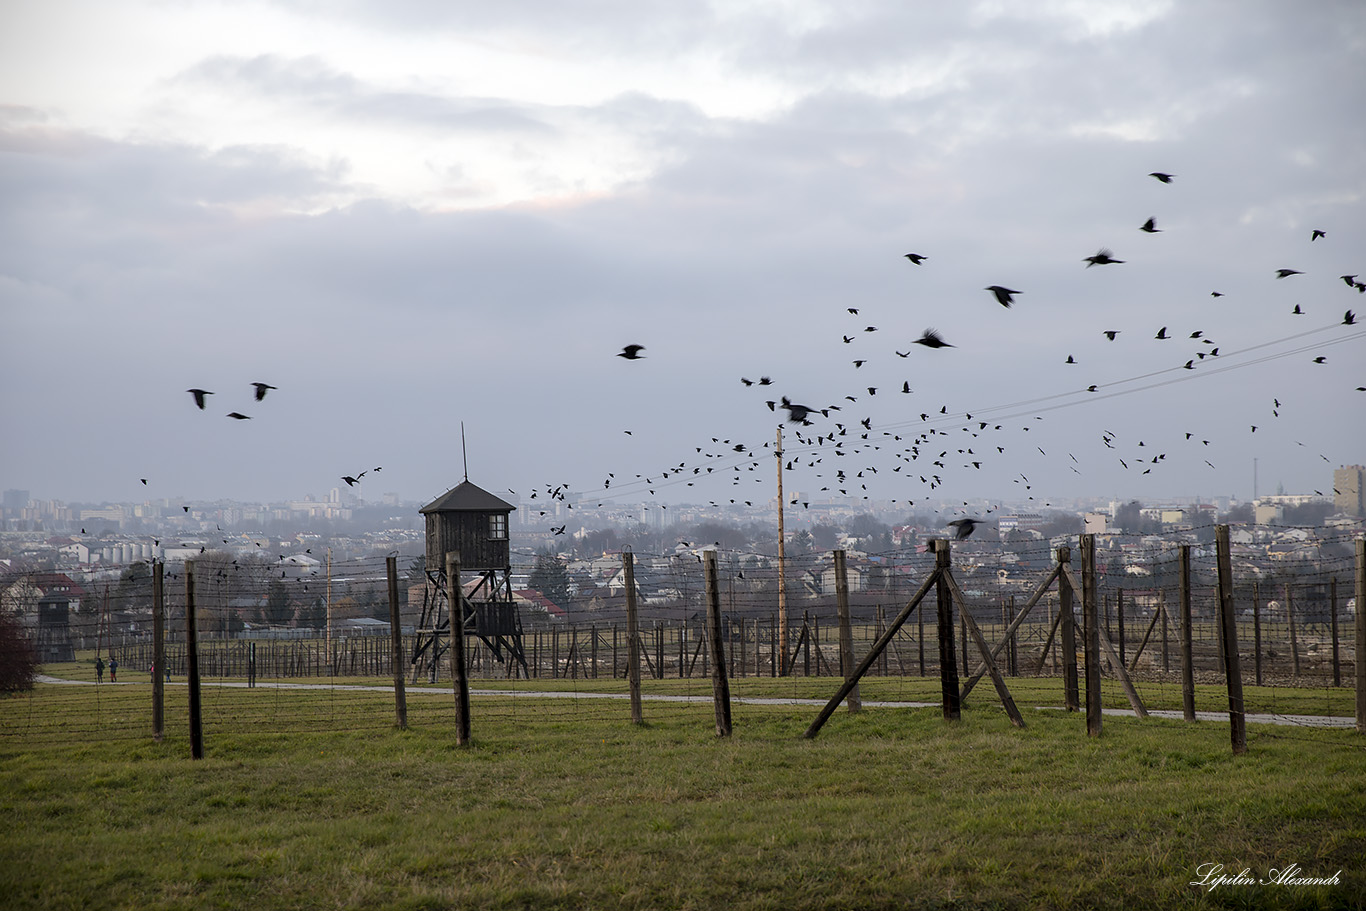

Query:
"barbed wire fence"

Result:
[[2, 525, 1361, 752]]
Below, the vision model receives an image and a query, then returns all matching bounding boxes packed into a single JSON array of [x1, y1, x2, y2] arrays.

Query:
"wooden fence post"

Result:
[[624, 551, 643, 725], [1330, 577, 1340, 688], [833, 551, 860, 714], [934, 539, 960, 722], [1117, 588, 1126, 666], [1253, 581, 1262, 687], [447, 554, 471, 746], [1081, 534, 1102, 737], [703, 551, 732, 737], [386, 557, 407, 730], [1058, 546, 1079, 712], [1355, 538, 1365, 734], [1287, 582, 1301, 678], [152, 560, 164, 744], [1216, 525, 1246, 754], [185, 560, 204, 760], [1179, 545, 1196, 722], [1160, 589, 1169, 673], [1008, 596, 1018, 677]]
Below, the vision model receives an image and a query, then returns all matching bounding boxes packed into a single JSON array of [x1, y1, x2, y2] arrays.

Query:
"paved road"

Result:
[[36, 675, 1355, 729]]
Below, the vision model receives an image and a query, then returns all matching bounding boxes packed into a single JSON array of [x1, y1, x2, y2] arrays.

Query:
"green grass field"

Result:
[[2, 668, 1363, 910]]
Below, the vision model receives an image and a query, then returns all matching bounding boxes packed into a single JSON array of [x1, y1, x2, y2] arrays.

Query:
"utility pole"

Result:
[[776, 424, 788, 676]]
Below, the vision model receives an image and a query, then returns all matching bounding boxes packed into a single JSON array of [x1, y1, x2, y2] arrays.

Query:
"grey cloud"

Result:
[[179, 54, 557, 135]]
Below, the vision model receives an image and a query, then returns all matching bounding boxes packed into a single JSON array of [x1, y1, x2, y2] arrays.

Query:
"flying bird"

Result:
[[1140, 217, 1160, 233], [251, 382, 277, 401], [1084, 248, 1124, 267], [985, 285, 1020, 308], [1292, 305, 1304, 315], [780, 396, 819, 424], [1149, 172, 1174, 183], [1275, 269, 1303, 279], [1103, 330, 1119, 340], [187, 389, 213, 409], [1345, 310, 1357, 325], [1343, 275, 1359, 287], [1065, 355, 1076, 364], [617, 344, 646, 359], [1155, 327, 1169, 339], [1311, 229, 1326, 241], [903, 253, 927, 264], [226, 412, 251, 420], [947, 518, 982, 540], [912, 328, 954, 349]]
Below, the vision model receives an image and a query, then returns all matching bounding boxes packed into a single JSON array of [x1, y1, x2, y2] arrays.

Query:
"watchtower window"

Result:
[[488, 514, 508, 540]]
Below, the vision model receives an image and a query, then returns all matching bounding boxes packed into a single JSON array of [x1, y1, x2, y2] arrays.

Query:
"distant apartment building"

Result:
[[997, 514, 1044, 535], [1334, 465, 1364, 517]]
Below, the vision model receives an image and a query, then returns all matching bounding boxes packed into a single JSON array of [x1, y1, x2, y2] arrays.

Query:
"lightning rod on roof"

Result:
[[461, 422, 469, 481]]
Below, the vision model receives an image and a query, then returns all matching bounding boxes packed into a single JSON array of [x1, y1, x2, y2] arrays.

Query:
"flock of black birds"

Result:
[[602, 170, 1363, 540], [154, 169, 1358, 549]]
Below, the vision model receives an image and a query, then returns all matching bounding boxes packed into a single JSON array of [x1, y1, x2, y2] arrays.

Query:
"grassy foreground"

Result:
[[2, 681, 1363, 911]]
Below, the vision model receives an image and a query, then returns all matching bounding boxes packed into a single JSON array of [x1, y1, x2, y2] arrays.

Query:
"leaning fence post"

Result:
[[1215, 525, 1246, 754], [703, 551, 732, 737]]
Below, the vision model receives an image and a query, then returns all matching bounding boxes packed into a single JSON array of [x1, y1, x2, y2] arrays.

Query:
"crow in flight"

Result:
[[985, 285, 1019, 308], [904, 253, 927, 264], [1140, 217, 1160, 233], [912, 328, 954, 349], [226, 412, 251, 420], [188, 389, 213, 409], [617, 344, 646, 359], [251, 383, 277, 401], [1149, 172, 1174, 183], [1084, 248, 1124, 267], [947, 518, 982, 540]]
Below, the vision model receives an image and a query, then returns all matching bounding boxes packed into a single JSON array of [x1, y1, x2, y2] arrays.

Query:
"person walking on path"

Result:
[[109, 656, 118, 682], [95, 656, 104, 683]]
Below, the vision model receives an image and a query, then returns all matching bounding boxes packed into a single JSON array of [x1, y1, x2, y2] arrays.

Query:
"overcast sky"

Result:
[[2, 0, 1364, 514]]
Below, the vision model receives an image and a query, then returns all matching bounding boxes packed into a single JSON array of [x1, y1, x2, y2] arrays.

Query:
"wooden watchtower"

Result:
[[412, 480, 527, 680]]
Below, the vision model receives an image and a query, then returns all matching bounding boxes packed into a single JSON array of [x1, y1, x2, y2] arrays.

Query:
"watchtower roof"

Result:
[[420, 481, 515, 515]]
